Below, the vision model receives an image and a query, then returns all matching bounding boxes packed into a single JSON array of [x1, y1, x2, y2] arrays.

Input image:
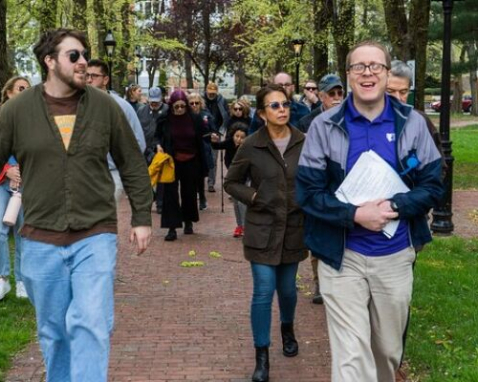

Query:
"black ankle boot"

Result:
[[184, 221, 193, 234], [281, 322, 298, 357], [252, 346, 269, 382], [164, 229, 177, 241]]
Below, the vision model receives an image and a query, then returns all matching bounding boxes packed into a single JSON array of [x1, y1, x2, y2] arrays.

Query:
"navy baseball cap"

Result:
[[319, 74, 343, 92]]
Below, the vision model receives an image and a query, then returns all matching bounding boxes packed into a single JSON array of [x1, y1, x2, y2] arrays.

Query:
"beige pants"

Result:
[[319, 247, 416, 382]]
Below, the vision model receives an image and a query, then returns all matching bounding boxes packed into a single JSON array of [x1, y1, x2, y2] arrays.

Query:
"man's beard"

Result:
[[55, 64, 86, 91]]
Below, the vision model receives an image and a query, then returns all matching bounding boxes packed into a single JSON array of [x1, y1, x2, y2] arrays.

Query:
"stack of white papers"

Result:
[[335, 150, 410, 238]]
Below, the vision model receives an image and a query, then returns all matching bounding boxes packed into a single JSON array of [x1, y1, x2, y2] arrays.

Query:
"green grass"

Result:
[[406, 237, 478, 381], [451, 125, 478, 189], [0, 245, 36, 382]]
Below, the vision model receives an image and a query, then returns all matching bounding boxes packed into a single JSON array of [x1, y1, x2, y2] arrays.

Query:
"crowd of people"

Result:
[[0, 27, 445, 382]]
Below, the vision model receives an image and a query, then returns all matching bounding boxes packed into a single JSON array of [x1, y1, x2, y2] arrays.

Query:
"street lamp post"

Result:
[[103, 30, 116, 91], [431, 0, 463, 235], [134, 46, 142, 85], [291, 39, 305, 95]]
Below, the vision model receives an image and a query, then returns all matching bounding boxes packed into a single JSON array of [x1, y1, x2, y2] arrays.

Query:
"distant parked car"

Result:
[[431, 95, 472, 113]]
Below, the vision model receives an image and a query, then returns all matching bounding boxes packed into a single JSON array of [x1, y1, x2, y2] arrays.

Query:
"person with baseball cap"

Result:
[[297, 74, 344, 134], [137, 87, 169, 214]]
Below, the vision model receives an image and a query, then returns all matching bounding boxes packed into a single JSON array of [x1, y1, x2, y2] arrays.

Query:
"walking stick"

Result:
[[220, 149, 224, 213]]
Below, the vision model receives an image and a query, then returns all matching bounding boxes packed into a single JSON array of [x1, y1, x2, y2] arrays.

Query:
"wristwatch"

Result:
[[389, 200, 400, 220]]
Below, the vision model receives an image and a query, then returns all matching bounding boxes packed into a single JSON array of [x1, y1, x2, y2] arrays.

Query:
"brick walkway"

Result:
[[6, 186, 478, 382], [6, 187, 330, 382]]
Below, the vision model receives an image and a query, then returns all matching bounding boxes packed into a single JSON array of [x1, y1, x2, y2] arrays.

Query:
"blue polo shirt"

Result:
[[344, 94, 410, 256]]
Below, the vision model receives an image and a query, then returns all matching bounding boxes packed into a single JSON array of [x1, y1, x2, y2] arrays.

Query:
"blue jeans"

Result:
[[0, 181, 23, 281], [250, 262, 299, 347], [21, 234, 117, 382], [232, 198, 246, 226]]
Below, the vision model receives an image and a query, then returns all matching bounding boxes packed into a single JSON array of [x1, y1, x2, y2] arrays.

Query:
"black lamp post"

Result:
[[134, 46, 142, 84], [291, 39, 305, 94], [431, 0, 463, 235], [103, 30, 116, 91]]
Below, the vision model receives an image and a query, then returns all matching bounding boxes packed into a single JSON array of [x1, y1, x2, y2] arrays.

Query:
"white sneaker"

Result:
[[16, 281, 28, 298], [0, 278, 11, 300]]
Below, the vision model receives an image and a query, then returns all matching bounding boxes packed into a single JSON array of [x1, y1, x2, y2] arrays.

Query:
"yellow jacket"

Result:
[[148, 152, 175, 185]]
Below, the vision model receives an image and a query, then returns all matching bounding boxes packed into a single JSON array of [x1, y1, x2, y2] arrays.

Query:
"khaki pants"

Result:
[[319, 247, 416, 382]]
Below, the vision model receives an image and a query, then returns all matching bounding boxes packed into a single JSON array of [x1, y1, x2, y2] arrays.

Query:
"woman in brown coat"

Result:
[[224, 84, 308, 382]]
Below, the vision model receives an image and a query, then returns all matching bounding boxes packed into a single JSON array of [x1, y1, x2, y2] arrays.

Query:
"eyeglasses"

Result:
[[85, 73, 104, 80], [16, 86, 27, 92], [233, 107, 243, 111], [189, 101, 200, 106], [304, 87, 317, 91], [64, 49, 90, 63], [265, 101, 291, 110], [327, 89, 344, 97], [348, 63, 389, 75], [173, 104, 187, 110]]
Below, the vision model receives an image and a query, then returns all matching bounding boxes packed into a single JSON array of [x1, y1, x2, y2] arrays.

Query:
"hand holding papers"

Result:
[[335, 150, 410, 238]]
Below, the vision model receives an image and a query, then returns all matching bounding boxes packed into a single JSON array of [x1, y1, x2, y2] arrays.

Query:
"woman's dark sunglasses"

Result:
[[174, 104, 187, 110], [265, 101, 291, 110], [233, 107, 243, 111], [67, 49, 90, 63], [189, 102, 200, 106]]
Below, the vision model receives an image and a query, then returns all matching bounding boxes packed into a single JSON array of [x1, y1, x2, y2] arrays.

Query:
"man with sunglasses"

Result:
[[297, 41, 443, 382], [86, 59, 146, 202], [0, 28, 152, 382], [298, 74, 344, 135], [249, 72, 310, 134], [299, 79, 320, 111]]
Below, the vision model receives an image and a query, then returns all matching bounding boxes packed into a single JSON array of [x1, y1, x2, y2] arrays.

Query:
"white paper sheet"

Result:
[[335, 150, 410, 238]]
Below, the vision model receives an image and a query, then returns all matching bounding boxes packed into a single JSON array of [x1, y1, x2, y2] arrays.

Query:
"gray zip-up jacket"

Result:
[[296, 95, 444, 270]]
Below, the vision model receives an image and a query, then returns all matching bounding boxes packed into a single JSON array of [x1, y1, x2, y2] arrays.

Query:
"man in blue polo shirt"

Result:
[[296, 41, 443, 382]]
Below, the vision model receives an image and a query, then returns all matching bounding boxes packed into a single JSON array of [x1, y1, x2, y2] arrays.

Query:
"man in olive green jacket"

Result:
[[0, 29, 152, 382]]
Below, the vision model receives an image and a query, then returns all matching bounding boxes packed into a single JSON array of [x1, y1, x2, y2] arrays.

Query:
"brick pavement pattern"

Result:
[[6, 187, 331, 382], [6, 185, 477, 382]]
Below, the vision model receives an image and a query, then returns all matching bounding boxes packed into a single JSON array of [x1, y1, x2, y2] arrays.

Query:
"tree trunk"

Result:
[[117, 1, 133, 91], [451, 75, 463, 113], [202, 2, 212, 88], [0, 0, 10, 90], [94, 0, 107, 59], [332, 0, 355, 86], [313, 0, 333, 80], [451, 46, 466, 113], [72, 0, 87, 33], [184, 5, 194, 89], [467, 43, 478, 116], [382, 0, 410, 59], [236, 61, 246, 97], [409, 0, 430, 110], [184, 54, 194, 89], [39, 0, 58, 35], [383, 0, 430, 110]]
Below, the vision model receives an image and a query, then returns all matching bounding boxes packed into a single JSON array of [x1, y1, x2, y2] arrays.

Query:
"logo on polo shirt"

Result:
[[386, 133, 396, 142]]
